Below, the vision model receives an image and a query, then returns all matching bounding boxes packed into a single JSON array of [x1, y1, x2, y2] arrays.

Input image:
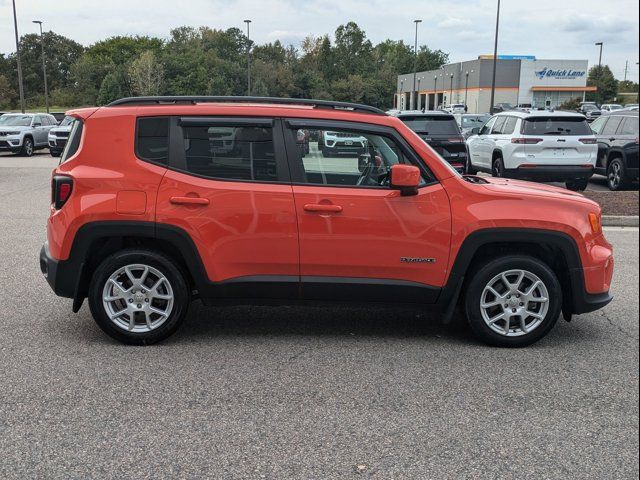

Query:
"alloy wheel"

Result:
[[480, 269, 549, 337], [102, 264, 174, 333], [608, 162, 621, 190]]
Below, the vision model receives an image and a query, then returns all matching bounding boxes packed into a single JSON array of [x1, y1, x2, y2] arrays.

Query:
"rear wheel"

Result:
[[88, 249, 190, 345], [492, 156, 505, 177], [464, 255, 562, 347], [465, 153, 478, 175], [565, 179, 589, 191], [50, 149, 62, 157], [607, 158, 628, 191]]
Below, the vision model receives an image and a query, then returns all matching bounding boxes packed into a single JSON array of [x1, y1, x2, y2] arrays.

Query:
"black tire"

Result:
[[464, 255, 562, 347], [20, 137, 34, 157], [88, 249, 190, 345], [607, 158, 628, 191], [50, 149, 62, 157], [465, 153, 478, 175], [492, 155, 505, 177], [321, 147, 329, 158], [565, 179, 589, 191]]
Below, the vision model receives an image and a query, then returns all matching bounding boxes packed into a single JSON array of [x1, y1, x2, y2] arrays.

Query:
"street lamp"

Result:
[[464, 70, 470, 108], [11, 0, 26, 113], [244, 19, 252, 96], [489, 0, 501, 114], [434, 75, 438, 109], [412, 19, 422, 110], [594, 42, 604, 103], [33, 20, 49, 113], [399, 79, 404, 109], [416, 76, 422, 110], [449, 73, 454, 106], [595, 42, 603, 68]]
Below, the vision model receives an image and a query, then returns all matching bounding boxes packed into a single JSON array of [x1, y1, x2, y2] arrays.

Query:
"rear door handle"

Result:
[[303, 203, 343, 213], [170, 196, 210, 206]]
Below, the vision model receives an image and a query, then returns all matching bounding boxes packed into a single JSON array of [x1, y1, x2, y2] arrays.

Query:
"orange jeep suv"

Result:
[[39, 97, 614, 347]]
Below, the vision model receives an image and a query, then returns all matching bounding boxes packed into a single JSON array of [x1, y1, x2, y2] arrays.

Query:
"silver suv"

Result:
[[48, 116, 76, 157], [0, 113, 58, 157]]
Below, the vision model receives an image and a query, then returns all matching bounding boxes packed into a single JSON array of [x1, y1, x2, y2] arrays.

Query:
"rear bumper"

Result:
[[508, 165, 595, 181], [40, 242, 76, 298]]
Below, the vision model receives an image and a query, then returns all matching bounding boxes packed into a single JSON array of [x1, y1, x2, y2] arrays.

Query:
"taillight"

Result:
[[447, 136, 465, 143], [579, 138, 597, 144], [52, 176, 73, 210], [511, 138, 543, 144]]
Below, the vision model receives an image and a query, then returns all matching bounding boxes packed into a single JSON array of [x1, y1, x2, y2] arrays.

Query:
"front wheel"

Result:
[[88, 249, 190, 345], [492, 156, 505, 177], [464, 255, 562, 347], [20, 137, 34, 157]]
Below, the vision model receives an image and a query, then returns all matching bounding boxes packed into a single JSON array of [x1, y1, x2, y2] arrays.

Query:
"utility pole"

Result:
[[595, 42, 603, 68], [33, 21, 49, 113], [623, 60, 629, 81], [412, 19, 422, 111], [244, 19, 252, 96], [489, 0, 501, 114], [595, 42, 603, 104], [12, 0, 26, 113], [464, 71, 470, 107]]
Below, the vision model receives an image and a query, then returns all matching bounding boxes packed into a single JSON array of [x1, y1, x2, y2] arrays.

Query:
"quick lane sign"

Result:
[[535, 67, 586, 80]]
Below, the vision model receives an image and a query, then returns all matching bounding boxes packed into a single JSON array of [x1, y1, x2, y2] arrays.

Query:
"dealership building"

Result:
[[395, 56, 596, 113]]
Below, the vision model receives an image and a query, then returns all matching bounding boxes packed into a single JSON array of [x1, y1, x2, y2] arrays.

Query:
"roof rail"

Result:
[[106, 96, 386, 115]]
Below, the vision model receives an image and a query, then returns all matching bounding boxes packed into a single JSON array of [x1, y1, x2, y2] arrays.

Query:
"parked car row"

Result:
[[391, 108, 638, 191], [0, 112, 75, 157]]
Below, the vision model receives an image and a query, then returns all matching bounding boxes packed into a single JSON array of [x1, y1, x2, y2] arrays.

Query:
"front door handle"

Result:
[[303, 203, 343, 213], [170, 196, 210, 206]]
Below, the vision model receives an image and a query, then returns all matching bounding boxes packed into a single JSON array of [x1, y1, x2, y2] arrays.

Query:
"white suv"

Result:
[[466, 111, 597, 190]]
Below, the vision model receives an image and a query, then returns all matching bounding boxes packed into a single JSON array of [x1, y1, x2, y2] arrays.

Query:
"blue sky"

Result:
[[1, 0, 638, 81]]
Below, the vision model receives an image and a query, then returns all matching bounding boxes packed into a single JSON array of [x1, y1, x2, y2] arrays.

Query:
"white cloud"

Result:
[[0, 0, 638, 80]]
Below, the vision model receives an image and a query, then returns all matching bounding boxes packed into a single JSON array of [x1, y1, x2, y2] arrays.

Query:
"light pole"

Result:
[[416, 77, 422, 110], [11, 0, 26, 113], [399, 79, 404, 109], [412, 19, 422, 110], [489, 0, 501, 114], [33, 20, 49, 113], [449, 73, 454, 106], [244, 19, 252, 96], [434, 75, 438, 109], [595, 42, 603, 103], [464, 71, 469, 107]]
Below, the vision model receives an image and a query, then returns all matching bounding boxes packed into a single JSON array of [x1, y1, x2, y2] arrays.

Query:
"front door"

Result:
[[154, 116, 299, 298], [284, 120, 451, 303]]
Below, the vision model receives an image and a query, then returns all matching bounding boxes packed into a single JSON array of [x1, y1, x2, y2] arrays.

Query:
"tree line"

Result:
[[0, 22, 448, 110]]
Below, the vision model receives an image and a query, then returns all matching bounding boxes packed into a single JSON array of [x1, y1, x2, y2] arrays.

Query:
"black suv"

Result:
[[589, 111, 639, 190], [391, 111, 468, 172]]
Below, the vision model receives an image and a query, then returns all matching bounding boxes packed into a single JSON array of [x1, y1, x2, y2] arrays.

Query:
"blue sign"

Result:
[[499, 55, 536, 60], [535, 67, 586, 80]]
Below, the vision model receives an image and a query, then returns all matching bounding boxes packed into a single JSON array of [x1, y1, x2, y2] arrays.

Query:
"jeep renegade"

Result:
[[40, 96, 614, 347]]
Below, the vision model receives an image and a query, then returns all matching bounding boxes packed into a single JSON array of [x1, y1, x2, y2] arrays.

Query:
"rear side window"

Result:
[[522, 117, 592, 136], [182, 125, 277, 182], [619, 116, 639, 135], [60, 119, 83, 164], [399, 115, 460, 135], [502, 117, 518, 135], [136, 117, 169, 165]]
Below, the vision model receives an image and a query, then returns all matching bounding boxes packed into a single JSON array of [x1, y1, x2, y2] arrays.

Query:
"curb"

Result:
[[602, 215, 639, 227]]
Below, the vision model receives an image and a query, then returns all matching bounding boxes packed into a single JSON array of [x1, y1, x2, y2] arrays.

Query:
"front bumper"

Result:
[[508, 165, 595, 182], [0, 137, 22, 151]]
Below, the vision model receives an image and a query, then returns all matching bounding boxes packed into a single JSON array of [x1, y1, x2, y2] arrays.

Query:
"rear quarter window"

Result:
[[60, 119, 83, 164], [522, 117, 592, 136], [136, 117, 169, 165]]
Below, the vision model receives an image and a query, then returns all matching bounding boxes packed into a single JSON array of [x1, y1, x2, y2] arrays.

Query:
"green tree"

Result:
[[587, 65, 618, 103], [0, 74, 16, 109], [96, 70, 130, 105], [129, 50, 164, 95]]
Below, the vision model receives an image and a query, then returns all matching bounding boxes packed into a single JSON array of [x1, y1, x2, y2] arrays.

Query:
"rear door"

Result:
[[522, 116, 595, 165], [589, 116, 609, 171], [283, 119, 451, 303], [154, 116, 299, 299], [615, 115, 639, 171]]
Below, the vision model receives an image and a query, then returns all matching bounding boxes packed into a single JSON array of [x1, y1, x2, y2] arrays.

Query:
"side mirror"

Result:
[[390, 164, 421, 196], [471, 127, 481, 135]]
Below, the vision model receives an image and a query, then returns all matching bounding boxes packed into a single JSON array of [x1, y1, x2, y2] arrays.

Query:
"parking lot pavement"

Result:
[[0, 152, 638, 479]]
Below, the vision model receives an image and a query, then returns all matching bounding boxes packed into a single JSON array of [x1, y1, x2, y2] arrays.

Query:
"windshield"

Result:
[[461, 115, 491, 128], [0, 115, 32, 127], [59, 116, 75, 126], [400, 116, 460, 135], [522, 117, 592, 136]]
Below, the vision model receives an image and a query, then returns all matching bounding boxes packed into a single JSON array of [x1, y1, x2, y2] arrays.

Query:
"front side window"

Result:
[[289, 127, 429, 188], [182, 125, 277, 182], [480, 117, 496, 135], [589, 116, 607, 135], [601, 116, 623, 136]]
